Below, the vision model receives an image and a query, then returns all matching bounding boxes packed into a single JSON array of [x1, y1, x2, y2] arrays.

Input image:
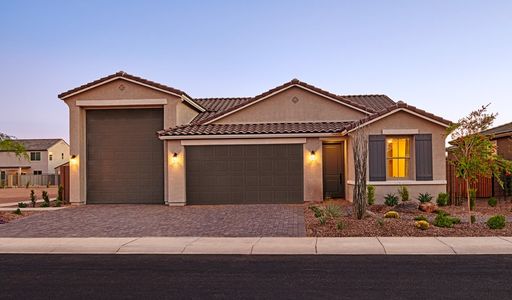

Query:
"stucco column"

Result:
[[304, 138, 323, 202], [167, 140, 186, 206], [67, 101, 85, 204]]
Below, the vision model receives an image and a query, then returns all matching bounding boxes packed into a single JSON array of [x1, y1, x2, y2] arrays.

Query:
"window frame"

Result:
[[33, 170, 42, 175], [30, 152, 41, 161], [385, 136, 412, 180]]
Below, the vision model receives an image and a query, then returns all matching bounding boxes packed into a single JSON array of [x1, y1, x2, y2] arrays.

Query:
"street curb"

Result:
[[0, 237, 512, 255]]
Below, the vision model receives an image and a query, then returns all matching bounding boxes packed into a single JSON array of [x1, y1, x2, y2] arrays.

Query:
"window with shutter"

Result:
[[415, 134, 433, 180], [369, 135, 386, 181]]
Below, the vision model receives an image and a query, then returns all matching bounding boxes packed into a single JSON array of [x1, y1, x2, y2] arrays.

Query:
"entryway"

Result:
[[322, 142, 345, 199]]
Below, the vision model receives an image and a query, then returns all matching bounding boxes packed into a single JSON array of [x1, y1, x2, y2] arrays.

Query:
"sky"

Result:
[[1, 0, 511, 142]]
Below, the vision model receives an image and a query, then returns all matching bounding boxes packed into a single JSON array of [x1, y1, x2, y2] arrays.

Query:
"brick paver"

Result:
[[0, 204, 306, 237]]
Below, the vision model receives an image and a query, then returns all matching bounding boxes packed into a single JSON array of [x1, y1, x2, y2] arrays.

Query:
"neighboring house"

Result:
[[447, 122, 512, 200], [58, 71, 451, 205], [0, 139, 70, 182]]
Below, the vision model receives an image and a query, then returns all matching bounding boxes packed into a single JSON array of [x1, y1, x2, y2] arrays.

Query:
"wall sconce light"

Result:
[[309, 150, 317, 161], [171, 152, 178, 164], [70, 155, 77, 165]]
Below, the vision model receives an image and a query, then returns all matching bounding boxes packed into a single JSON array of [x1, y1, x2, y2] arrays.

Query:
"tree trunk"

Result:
[[466, 179, 472, 224]]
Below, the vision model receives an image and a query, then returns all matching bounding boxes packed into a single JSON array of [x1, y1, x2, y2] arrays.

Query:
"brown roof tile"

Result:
[[340, 94, 395, 112], [159, 122, 352, 137]]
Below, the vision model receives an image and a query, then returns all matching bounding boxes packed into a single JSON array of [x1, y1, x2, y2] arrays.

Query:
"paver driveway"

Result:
[[0, 204, 305, 237]]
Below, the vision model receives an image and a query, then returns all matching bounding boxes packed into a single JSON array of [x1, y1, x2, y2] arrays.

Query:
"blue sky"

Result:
[[1, 0, 511, 141]]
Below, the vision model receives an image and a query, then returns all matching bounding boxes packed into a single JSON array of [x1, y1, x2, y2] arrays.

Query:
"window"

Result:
[[61, 153, 64, 159], [49, 154, 53, 161], [386, 137, 410, 178], [30, 152, 41, 161], [33, 170, 42, 175]]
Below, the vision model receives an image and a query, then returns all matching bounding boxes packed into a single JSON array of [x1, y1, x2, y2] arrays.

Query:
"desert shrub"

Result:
[[40, 202, 50, 208], [436, 193, 449, 207], [415, 220, 429, 230], [436, 209, 449, 216], [384, 193, 399, 206], [17, 202, 27, 208], [469, 189, 476, 210], [471, 215, 476, 224], [336, 220, 344, 230], [376, 218, 384, 227], [324, 203, 341, 219], [417, 192, 433, 203], [487, 197, 497, 207], [57, 185, 64, 203], [25, 181, 30, 189], [13, 208, 22, 215], [486, 215, 506, 229], [46, 182, 50, 188], [434, 213, 460, 228], [397, 186, 409, 202], [54, 200, 62, 207], [384, 211, 399, 219], [414, 215, 428, 221], [318, 215, 327, 225], [42, 191, 50, 206], [30, 190, 36, 207], [309, 206, 324, 218], [367, 185, 375, 205]]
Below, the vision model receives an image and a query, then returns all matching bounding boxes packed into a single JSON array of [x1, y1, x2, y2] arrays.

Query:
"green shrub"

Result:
[[42, 191, 50, 206], [324, 203, 342, 219], [415, 220, 429, 230], [367, 185, 375, 205], [487, 197, 497, 207], [434, 213, 460, 228], [397, 186, 409, 202], [414, 215, 428, 221], [384, 193, 399, 206], [376, 218, 384, 227], [54, 200, 62, 207], [336, 220, 344, 230], [318, 215, 327, 225], [469, 189, 476, 210], [436, 192, 449, 207], [384, 211, 399, 219], [13, 208, 22, 215], [309, 206, 324, 218], [486, 215, 506, 229], [436, 209, 449, 216], [40, 202, 50, 208], [57, 185, 64, 203], [30, 190, 36, 207], [25, 181, 30, 189], [17, 202, 27, 208], [417, 192, 433, 203], [471, 215, 476, 224]]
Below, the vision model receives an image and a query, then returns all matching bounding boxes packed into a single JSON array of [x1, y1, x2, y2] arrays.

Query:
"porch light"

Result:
[[171, 152, 178, 164], [70, 155, 77, 165], [309, 150, 317, 161]]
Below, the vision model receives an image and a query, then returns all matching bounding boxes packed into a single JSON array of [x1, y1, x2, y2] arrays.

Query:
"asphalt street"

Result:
[[1, 255, 511, 299]]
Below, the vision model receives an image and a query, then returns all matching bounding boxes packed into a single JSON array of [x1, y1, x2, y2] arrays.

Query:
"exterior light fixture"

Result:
[[309, 150, 316, 161], [171, 152, 178, 164], [70, 155, 77, 165]]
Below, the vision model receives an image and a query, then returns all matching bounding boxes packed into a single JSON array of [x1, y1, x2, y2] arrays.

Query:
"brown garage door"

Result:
[[86, 109, 164, 204], [186, 144, 303, 204]]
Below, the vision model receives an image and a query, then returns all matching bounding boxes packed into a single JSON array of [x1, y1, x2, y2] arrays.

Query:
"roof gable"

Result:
[[199, 79, 374, 124]]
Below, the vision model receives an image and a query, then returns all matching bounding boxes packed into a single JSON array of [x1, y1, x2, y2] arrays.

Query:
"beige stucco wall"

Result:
[[345, 110, 448, 204], [214, 86, 367, 124], [63, 78, 194, 204], [47, 140, 70, 174], [304, 137, 323, 202], [0, 152, 31, 169]]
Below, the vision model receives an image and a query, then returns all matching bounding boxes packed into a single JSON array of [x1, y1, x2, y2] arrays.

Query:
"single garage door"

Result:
[[186, 144, 303, 204], [86, 109, 164, 204]]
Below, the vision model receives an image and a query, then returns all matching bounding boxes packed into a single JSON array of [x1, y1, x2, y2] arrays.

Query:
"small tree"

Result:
[[447, 104, 512, 223], [350, 124, 369, 219], [0, 133, 27, 158], [30, 190, 36, 207]]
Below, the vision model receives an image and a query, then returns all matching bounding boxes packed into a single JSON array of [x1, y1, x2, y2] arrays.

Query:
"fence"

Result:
[[0, 174, 58, 188]]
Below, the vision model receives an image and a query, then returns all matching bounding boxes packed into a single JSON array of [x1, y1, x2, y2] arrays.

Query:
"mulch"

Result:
[[306, 199, 512, 237]]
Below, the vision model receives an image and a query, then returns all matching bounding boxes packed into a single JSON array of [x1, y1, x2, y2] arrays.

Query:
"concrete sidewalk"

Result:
[[1, 237, 512, 255]]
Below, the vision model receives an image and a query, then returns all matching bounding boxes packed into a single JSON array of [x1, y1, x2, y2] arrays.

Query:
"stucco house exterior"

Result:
[[0, 139, 70, 186], [59, 71, 451, 205]]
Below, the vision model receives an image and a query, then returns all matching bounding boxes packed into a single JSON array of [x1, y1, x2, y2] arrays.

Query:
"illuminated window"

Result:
[[386, 137, 410, 178]]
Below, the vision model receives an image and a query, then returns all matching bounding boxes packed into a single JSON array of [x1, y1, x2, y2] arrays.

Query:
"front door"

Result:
[[322, 142, 345, 198]]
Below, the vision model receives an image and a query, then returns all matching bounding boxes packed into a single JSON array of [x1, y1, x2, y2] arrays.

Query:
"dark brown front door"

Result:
[[322, 142, 344, 198], [185, 144, 303, 205], [86, 108, 164, 204]]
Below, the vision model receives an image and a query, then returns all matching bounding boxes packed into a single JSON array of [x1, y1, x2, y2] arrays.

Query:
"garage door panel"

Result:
[[186, 144, 303, 204], [86, 109, 164, 204]]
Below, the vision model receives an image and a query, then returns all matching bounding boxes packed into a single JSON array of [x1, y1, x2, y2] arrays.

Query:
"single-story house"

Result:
[[58, 71, 451, 205]]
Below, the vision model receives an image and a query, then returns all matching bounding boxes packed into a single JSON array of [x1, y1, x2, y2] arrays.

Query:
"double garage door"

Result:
[[186, 144, 304, 204], [86, 108, 303, 204]]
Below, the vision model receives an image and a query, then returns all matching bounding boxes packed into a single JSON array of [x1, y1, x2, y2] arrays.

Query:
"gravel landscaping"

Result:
[[0, 211, 41, 224], [306, 199, 512, 237]]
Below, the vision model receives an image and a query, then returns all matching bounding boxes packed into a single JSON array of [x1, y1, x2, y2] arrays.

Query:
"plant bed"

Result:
[[305, 199, 512, 237]]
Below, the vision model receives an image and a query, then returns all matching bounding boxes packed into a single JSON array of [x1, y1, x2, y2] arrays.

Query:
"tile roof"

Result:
[[159, 122, 352, 136], [343, 101, 452, 132], [340, 95, 395, 112], [481, 122, 512, 137], [191, 97, 253, 123], [15, 139, 64, 151]]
